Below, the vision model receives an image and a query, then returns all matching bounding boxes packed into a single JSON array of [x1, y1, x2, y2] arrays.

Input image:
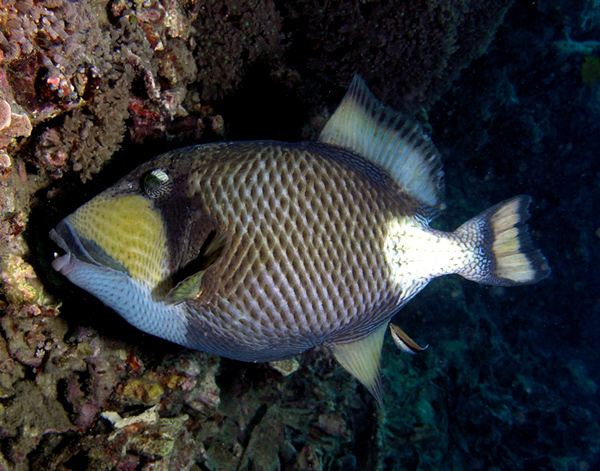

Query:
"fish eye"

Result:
[[142, 169, 172, 198]]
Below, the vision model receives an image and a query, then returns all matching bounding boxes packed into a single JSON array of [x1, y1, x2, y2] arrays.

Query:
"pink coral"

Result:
[[0, 99, 31, 148], [0, 99, 10, 129]]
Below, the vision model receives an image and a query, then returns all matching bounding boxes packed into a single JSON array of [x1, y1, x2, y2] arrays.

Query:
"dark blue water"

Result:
[[380, 1, 600, 469]]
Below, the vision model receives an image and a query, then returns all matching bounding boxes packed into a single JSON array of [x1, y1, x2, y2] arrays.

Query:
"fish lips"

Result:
[[50, 219, 102, 276]]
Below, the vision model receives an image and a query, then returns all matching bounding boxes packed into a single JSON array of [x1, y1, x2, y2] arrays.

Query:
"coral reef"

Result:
[[0, 315, 380, 470], [0, 99, 31, 151], [280, 0, 514, 114], [0, 0, 512, 189], [192, 0, 284, 100], [1, 0, 128, 180], [0, 0, 229, 185]]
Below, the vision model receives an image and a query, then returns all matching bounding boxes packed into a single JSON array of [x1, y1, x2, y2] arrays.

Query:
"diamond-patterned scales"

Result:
[[182, 142, 403, 361]]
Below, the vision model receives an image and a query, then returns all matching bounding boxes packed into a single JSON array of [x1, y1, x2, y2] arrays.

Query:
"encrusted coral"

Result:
[[1, 0, 109, 121], [192, 0, 284, 100], [35, 64, 133, 180], [0, 0, 222, 182], [0, 316, 378, 470], [281, 0, 514, 114], [0, 99, 31, 149], [0, 0, 131, 181]]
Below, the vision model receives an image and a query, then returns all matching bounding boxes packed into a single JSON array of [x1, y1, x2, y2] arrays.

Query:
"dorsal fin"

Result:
[[319, 75, 444, 214], [330, 322, 388, 406]]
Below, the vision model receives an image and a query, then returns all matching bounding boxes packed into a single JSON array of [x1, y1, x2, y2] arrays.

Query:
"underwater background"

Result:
[[0, 0, 598, 469]]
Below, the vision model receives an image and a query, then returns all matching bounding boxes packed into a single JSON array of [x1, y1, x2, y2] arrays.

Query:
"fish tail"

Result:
[[455, 195, 550, 286]]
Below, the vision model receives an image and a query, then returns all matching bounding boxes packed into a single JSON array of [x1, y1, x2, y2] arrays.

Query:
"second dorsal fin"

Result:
[[319, 75, 444, 215]]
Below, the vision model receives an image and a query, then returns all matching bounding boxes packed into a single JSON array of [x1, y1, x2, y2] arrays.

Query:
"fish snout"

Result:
[[49, 220, 91, 276], [49, 222, 73, 275]]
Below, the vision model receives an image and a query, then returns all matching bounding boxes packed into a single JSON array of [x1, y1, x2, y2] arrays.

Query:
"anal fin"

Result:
[[330, 323, 388, 406]]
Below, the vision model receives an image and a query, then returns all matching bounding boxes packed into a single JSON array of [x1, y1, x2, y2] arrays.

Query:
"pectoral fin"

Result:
[[163, 232, 229, 305], [330, 323, 388, 406], [389, 323, 428, 354], [164, 272, 206, 305]]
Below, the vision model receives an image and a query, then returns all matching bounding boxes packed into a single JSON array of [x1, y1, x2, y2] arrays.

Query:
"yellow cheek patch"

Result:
[[67, 195, 167, 285]]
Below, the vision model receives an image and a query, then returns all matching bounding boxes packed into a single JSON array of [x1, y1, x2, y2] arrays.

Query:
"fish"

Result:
[[50, 76, 550, 404]]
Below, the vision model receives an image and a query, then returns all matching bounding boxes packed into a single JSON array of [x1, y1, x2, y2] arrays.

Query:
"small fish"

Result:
[[50, 76, 550, 404], [389, 323, 428, 354]]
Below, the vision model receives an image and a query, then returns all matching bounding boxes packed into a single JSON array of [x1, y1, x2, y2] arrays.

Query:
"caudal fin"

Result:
[[456, 195, 550, 286]]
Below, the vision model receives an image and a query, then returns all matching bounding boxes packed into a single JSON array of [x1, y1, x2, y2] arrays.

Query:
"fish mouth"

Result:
[[50, 219, 129, 277], [49, 219, 101, 277], [50, 242, 73, 275], [50, 220, 88, 276]]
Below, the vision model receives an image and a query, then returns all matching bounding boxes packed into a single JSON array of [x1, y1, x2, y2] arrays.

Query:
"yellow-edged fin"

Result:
[[163, 232, 229, 304], [319, 75, 443, 216], [330, 323, 388, 406], [389, 323, 428, 354], [455, 195, 551, 286]]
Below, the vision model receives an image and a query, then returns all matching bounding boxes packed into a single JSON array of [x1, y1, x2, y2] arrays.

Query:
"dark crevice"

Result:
[[242, 403, 268, 449]]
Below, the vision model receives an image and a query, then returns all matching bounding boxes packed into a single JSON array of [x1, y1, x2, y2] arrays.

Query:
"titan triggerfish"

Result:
[[50, 76, 550, 404]]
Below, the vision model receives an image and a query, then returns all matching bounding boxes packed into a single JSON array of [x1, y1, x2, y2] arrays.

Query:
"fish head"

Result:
[[48, 155, 207, 342], [50, 166, 173, 290]]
